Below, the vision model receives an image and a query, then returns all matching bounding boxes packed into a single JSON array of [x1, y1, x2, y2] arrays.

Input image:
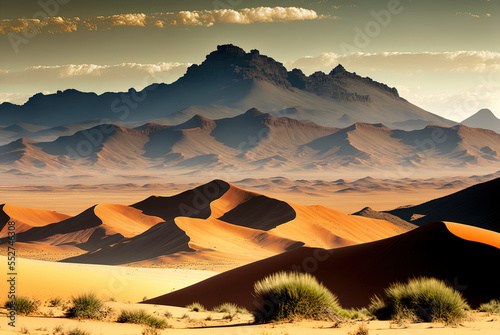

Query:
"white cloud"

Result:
[[170, 7, 320, 27], [285, 51, 500, 74], [0, 62, 191, 97], [0, 92, 37, 105], [0, 7, 325, 34], [399, 81, 500, 122]]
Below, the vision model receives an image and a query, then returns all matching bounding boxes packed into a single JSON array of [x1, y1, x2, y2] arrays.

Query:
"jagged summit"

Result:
[[179, 44, 291, 89], [179, 44, 400, 101], [330, 64, 347, 75]]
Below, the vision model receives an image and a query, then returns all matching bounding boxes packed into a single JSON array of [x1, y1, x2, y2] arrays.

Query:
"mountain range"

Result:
[[0, 44, 455, 130], [1, 109, 498, 174]]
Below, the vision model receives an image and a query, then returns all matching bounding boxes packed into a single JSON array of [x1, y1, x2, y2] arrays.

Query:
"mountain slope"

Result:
[[0, 45, 455, 129], [461, 109, 500, 133], [0, 113, 498, 172]]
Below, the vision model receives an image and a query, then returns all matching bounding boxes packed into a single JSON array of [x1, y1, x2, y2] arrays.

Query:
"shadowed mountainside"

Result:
[[0, 45, 454, 130]]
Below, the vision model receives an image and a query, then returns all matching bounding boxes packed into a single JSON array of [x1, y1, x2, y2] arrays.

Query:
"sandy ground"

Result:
[[0, 302, 498, 335], [0, 257, 216, 303]]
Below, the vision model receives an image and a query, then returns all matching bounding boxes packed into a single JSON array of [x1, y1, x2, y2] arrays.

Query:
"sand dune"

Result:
[[388, 177, 500, 232], [0, 204, 71, 236], [145, 221, 500, 309], [1, 180, 410, 269], [3, 203, 164, 255]]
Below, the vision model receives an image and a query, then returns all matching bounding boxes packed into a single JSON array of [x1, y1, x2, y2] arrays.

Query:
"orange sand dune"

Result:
[[3, 204, 163, 254], [271, 204, 408, 248], [145, 222, 500, 309], [0, 203, 71, 236], [62, 181, 407, 267], [444, 221, 500, 249]]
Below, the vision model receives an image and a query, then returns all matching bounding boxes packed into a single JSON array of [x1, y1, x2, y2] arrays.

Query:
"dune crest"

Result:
[[0, 180, 410, 268], [144, 221, 500, 309], [444, 221, 500, 249]]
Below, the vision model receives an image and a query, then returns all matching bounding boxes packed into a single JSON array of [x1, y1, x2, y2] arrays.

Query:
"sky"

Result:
[[0, 0, 499, 122]]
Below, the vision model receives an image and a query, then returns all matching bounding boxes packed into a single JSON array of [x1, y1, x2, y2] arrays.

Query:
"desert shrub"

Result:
[[164, 311, 173, 318], [253, 271, 346, 322], [236, 305, 249, 314], [479, 299, 500, 313], [213, 302, 237, 313], [186, 302, 205, 312], [141, 327, 161, 335], [212, 302, 248, 314], [53, 325, 64, 334], [49, 297, 62, 307], [348, 323, 369, 335], [385, 277, 469, 324], [4, 296, 39, 315], [366, 294, 391, 320], [65, 293, 106, 320], [64, 328, 91, 335], [117, 309, 168, 329]]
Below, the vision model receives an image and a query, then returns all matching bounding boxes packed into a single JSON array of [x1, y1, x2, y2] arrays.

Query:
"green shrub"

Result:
[[212, 302, 248, 314], [64, 328, 91, 335], [253, 271, 346, 322], [4, 296, 38, 315], [186, 302, 205, 312], [348, 323, 369, 335], [53, 325, 64, 334], [49, 297, 62, 307], [65, 293, 106, 320], [385, 277, 469, 324], [117, 309, 168, 329], [479, 299, 500, 313], [141, 327, 161, 335], [366, 294, 391, 320]]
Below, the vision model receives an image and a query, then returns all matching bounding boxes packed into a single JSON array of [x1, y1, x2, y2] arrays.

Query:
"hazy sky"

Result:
[[0, 0, 499, 121]]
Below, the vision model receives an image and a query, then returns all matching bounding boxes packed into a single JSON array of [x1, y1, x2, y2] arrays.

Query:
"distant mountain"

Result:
[[461, 109, 500, 133], [388, 177, 500, 233], [0, 111, 498, 173], [0, 44, 455, 129]]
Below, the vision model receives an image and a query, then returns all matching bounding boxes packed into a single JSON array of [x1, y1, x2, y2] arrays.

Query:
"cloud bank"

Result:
[[285, 51, 500, 74], [0, 62, 190, 97], [1, 51, 499, 119], [0, 7, 323, 34]]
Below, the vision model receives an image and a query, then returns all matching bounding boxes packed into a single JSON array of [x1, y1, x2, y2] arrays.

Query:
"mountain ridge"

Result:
[[0, 44, 455, 130], [0, 109, 498, 173]]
